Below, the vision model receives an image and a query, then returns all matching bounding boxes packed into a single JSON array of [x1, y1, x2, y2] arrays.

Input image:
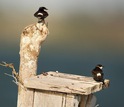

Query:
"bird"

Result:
[[91, 64, 104, 84], [34, 7, 49, 23]]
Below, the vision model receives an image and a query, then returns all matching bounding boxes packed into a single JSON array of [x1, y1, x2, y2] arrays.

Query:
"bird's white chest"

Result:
[[97, 73, 101, 77], [38, 13, 43, 16]]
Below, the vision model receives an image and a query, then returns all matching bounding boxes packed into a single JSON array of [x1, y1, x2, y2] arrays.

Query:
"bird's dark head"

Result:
[[39, 7, 48, 11], [96, 64, 104, 69]]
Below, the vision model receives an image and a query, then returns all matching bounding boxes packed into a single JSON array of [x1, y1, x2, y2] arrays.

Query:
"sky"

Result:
[[1, 0, 124, 16], [0, 0, 124, 107]]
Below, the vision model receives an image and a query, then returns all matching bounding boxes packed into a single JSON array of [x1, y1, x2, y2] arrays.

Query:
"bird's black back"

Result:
[[34, 7, 49, 21], [92, 67, 104, 82], [92, 67, 103, 74]]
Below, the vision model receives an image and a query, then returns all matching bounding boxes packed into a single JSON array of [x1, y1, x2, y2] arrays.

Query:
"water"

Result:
[[0, 48, 124, 107]]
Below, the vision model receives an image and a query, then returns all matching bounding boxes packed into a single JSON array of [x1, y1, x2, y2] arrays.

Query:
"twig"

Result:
[[4, 73, 18, 84], [0, 61, 26, 90], [95, 104, 99, 107]]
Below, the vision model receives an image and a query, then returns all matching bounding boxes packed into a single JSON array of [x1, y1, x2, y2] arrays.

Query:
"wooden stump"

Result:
[[17, 23, 49, 107]]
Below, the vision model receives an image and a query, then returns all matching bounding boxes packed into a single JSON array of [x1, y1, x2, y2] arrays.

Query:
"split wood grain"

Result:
[[24, 72, 110, 95]]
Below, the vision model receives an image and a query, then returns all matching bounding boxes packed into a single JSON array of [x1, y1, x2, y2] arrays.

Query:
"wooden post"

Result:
[[17, 23, 49, 107]]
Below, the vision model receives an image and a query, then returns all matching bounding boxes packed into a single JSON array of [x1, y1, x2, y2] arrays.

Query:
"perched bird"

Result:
[[34, 7, 49, 23], [92, 64, 104, 84]]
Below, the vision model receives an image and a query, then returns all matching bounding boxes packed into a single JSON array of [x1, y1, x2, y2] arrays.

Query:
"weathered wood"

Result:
[[85, 94, 97, 107], [24, 71, 110, 95], [33, 90, 81, 107], [78, 94, 96, 107], [23, 71, 109, 107], [47, 72, 110, 89], [34, 91, 63, 107], [33, 89, 97, 107], [79, 95, 88, 107], [17, 23, 49, 107]]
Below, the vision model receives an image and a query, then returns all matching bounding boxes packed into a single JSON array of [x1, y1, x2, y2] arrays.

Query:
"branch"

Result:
[[0, 61, 25, 90], [95, 104, 99, 107]]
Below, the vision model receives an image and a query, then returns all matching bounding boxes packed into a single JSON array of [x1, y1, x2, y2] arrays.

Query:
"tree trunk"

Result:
[[17, 23, 49, 107]]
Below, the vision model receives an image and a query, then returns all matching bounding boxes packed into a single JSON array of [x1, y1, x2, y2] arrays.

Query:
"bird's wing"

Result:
[[43, 11, 49, 18]]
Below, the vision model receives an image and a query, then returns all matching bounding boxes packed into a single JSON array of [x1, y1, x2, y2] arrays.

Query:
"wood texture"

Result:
[[33, 90, 81, 107], [33, 90, 96, 107], [85, 94, 97, 107], [24, 71, 110, 95], [17, 23, 49, 107], [34, 91, 63, 107], [79, 94, 96, 107]]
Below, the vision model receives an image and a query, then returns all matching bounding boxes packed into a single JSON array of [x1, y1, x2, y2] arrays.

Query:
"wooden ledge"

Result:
[[24, 71, 110, 95]]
